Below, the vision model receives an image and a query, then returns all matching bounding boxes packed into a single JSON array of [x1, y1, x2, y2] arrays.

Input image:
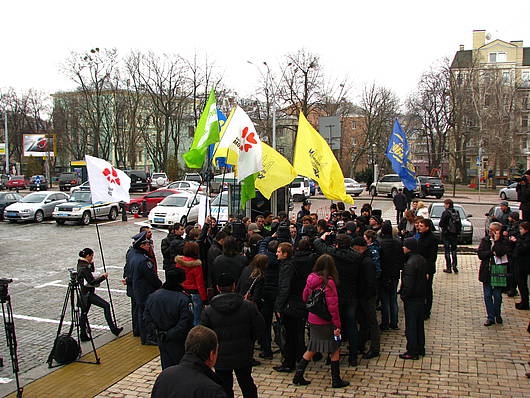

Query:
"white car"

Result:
[[4, 191, 69, 223], [70, 181, 90, 194], [290, 176, 311, 201], [499, 183, 518, 201], [428, 202, 474, 245], [53, 190, 120, 225], [148, 192, 203, 227], [150, 172, 170, 190], [344, 178, 363, 196], [166, 180, 204, 193]]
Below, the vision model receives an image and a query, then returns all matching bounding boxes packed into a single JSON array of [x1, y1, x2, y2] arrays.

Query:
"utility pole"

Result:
[[3, 108, 8, 175]]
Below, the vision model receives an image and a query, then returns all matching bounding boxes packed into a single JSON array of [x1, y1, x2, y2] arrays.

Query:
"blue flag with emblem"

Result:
[[385, 119, 417, 191]]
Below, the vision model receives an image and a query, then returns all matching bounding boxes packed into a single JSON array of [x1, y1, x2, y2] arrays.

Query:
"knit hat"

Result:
[[403, 237, 418, 251], [165, 267, 186, 284], [351, 237, 367, 247], [500, 201, 509, 207], [370, 215, 382, 225], [217, 272, 236, 287]]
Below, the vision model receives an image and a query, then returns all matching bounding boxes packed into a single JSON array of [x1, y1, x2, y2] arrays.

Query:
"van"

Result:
[[290, 176, 310, 202], [124, 170, 149, 192]]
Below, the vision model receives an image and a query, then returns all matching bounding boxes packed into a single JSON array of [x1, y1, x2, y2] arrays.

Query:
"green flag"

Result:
[[183, 89, 219, 168], [240, 173, 257, 210]]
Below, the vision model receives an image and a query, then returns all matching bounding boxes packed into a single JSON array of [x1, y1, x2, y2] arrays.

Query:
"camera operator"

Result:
[[516, 170, 530, 221], [77, 248, 123, 341]]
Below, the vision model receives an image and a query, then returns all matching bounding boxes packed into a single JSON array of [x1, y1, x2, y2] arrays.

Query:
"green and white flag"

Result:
[[183, 89, 219, 168]]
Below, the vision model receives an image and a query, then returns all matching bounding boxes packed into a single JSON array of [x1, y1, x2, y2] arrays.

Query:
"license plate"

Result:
[[154, 217, 165, 223], [433, 185, 440, 188], [6, 212, 17, 217], [58, 213, 69, 217]]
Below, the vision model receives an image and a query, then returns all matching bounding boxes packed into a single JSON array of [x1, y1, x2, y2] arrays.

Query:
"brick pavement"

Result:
[[96, 252, 530, 398]]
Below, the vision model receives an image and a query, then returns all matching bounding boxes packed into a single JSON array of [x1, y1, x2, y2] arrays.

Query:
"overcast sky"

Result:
[[2, 0, 529, 105]]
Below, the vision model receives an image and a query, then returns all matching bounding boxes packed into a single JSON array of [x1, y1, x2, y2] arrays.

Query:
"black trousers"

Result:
[[282, 313, 306, 368], [216, 366, 257, 398], [403, 298, 425, 355], [259, 298, 274, 355], [516, 261, 529, 305], [425, 274, 434, 316], [80, 292, 115, 337]]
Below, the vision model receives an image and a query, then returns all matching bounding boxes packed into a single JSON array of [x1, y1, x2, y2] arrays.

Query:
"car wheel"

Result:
[[34, 210, 44, 223], [80, 211, 91, 225], [55, 219, 65, 225], [354, 193, 360, 197], [108, 207, 118, 220], [180, 216, 188, 225], [370, 187, 377, 197], [500, 192, 507, 200], [130, 203, 140, 214]]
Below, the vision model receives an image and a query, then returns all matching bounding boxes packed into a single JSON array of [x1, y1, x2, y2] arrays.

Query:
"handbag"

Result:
[[243, 276, 260, 301], [305, 281, 331, 321]]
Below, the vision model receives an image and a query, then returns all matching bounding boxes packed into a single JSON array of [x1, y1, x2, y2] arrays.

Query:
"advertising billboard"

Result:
[[23, 134, 55, 157]]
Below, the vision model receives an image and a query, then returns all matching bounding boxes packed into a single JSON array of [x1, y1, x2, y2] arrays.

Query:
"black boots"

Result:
[[292, 358, 311, 386], [111, 326, 123, 336], [331, 360, 349, 388]]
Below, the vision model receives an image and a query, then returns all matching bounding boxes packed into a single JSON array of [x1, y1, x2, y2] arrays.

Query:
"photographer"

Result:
[[77, 248, 123, 341], [516, 170, 530, 221]]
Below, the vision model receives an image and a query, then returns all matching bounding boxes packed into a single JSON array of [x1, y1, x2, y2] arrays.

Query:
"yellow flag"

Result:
[[256, 142, 297, 199], [293, 112, 353, 204]]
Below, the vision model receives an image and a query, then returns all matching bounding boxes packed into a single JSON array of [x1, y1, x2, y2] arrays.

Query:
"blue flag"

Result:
[[209, 109, 231, 169], [385, 120, 417, 191]]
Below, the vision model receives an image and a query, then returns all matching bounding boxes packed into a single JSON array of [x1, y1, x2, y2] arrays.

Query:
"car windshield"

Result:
[[152, 173, 166, 179], [11, 176, 24, 180], [21, 193, 47, 203], [69, 191, 91, 203], [211, 191, 228, 207], [430, 205, 466, 219], [160, 196, 188, 207], [344, 178, 354, 183]]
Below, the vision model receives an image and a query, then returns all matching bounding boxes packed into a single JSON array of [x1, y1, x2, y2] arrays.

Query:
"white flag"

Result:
[[85, 155, 131, 203]]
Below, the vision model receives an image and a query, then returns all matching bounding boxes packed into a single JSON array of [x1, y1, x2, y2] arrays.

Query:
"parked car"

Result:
[[148, 192, 204, 227], [53, 190, 120, 225], [484, 203, 519, 236], [28, 175, 49, 191], [70, 181, 90, 194], [6, 175, 27, 191], [0, 174, 9, 190], [0, 192, 23, 220], [166, 180, 204, 193], [58, 172, 82, 191], [428, 202, 474, 244], [290, 176, 311, 202], [417, 176, 444, 199], [150, 172, 170, 190], [184, 172, 203, 184], [126, 188, 181, 215], [369, 174, 419, 198], [124, 170, 150, 192], [499, 182, 518, 201], [344, 178, 363, 196], [4, 191, 69, 223]]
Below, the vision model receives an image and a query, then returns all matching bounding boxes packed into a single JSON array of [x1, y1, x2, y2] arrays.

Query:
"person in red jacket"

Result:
[[176, 241, 207, 325], [292, 254, 349, 389]]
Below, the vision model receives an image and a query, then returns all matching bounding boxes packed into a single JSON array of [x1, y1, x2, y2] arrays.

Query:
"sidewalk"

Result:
[[93, 253, 530, 398]]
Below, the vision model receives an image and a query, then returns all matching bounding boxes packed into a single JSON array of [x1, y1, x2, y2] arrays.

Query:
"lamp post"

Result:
[[3, 108, 8, 175]]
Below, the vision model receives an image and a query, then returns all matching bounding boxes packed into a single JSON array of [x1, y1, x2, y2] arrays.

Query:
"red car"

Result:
[[6, 175, 27, 190], [126, 189, 182, 214]]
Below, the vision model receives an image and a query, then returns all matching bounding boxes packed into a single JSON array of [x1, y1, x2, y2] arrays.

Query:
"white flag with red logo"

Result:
[[214, 105, 262, 182], [85, 155, 131, 203]]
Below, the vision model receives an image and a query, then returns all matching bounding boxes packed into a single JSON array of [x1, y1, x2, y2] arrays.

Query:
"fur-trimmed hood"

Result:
[[175, 255, 202, 268]]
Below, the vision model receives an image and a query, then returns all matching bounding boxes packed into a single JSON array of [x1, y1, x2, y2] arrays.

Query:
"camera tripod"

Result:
[[0, 279, 23, 398], [47, 271, 100, 367]]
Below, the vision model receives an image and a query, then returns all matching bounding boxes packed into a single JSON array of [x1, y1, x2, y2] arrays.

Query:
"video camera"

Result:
[[67, 268, 78, 284], [0, 278, 13, 301]]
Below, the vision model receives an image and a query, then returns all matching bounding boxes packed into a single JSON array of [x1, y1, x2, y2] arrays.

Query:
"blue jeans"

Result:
[[380, 278, 399, 328], [482, 283, 503, 321], [190, 293, 202, 326]]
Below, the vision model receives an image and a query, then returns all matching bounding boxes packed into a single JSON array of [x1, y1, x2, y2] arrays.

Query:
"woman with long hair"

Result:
[[238, 254, 268, 306], [77, 248, 122, 341], [292, 254, 349, 389]]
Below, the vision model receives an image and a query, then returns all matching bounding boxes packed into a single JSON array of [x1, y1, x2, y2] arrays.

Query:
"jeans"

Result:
[[442, 233, 458, 269], [483, 283, 503, 321], [380, 278, 399, 328], [340, 298, 359, 360], [216, 366, 257, 398], [403, 298, 425, 355], [190, 293, 202, 326], [80, 292, 116, 337]]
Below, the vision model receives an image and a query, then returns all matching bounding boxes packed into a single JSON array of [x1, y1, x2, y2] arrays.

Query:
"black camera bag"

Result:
[[52, 333, 81, 364]]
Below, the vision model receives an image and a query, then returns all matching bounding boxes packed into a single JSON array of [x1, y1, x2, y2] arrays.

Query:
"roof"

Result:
[[450, 50, 472, 69]]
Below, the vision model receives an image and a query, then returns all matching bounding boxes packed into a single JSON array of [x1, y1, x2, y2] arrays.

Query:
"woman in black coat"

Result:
[[510, 221, 530, 310]]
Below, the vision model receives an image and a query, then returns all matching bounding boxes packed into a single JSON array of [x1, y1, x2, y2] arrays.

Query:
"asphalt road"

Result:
[[0, 187, 508, 394]]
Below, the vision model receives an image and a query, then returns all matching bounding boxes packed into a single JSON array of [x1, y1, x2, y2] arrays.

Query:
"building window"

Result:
[[188, 126, 194, 138], [502, 71, 511, 84], [523, 95, 529, 110], [489, 52, 507, 63], [523, 115, 529, 129], [351, 120, 357, 129]]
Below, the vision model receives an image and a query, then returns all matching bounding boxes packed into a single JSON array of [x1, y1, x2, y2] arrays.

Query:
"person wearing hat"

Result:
[[368, 215, 382, 234], [129, 230, 163, 345], [144, 267, 193, 369], [296, 199, 312, 224], [201, 272, 265, 398], [399, 238, 427, 360]]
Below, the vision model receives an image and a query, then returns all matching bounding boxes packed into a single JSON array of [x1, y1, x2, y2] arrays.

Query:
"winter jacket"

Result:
[[176, 256, 207, 301], [357, 250, 377, 299], [275, 252, 315, 315], [367, 240, 382, 276], [417, 230, 438, 274], [302, 272, 341, 329], [512, 232, 530, 267], [210, 254, 247, 288], [201, 292, 265, 369], [258, 237, 280, 301], [393, 193, 408, 211], [237, 266, 264, 306], [169, 235, 185, 260], [129, 247, 162, 305], [151, 352, 227, 398], [77, 259, 106, 296], [161, 233, 178, 270], [380, 236, 405, 281], [477, 235, 512, 284], [400, 253, 427, 300]]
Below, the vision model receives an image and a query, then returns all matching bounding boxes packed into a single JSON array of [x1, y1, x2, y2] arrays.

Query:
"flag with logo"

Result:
[[85, 155, 131, 203], [256, 142, 297, 199], [385, 119, 417, 191], [293, 112, 353, 204], [183, 89, 220, 168]]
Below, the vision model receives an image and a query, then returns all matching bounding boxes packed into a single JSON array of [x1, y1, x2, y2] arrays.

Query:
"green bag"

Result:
[[490, 261, 507, 288]]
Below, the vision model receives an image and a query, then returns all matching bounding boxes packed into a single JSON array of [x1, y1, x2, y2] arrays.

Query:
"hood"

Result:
[[5, 202, 41, 211], [209, 292, 244, 314], [306, 272, 326, 290], [175, 256, 201, 268]]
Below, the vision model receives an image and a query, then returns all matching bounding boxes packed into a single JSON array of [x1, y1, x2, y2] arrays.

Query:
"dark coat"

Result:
[[439, 208, 459, 235], [258, 237, 280, 301], [210, 254, 247, 288], [477, 235, 512, 284], [393, 192, 408, 211], [512, 232, 530, 268], [401, 253, 427, 300], [169, 235, 185, 261], [201, 293, 265, 369], [129, 247, 162, 305], [417, 230, 438, 274], [77, 258, 106, 296], [151, 352, 227, 398], [357, 250, 377, 299], [237, 266, 265, 307], [161, 232, 178, 270], [380, 236, 405, 280]]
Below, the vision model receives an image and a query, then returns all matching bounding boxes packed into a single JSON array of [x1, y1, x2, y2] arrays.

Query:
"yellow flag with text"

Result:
[[293, 112, 353, 204], [255, 142, 297, 199]]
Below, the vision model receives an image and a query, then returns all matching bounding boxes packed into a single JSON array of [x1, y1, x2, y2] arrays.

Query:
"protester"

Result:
[[416, 218, 438, 320], [439, 199, 461, 273], [516, 170, 530, 221], [509, 221, 530, 310], [393, 188, 408, 224]]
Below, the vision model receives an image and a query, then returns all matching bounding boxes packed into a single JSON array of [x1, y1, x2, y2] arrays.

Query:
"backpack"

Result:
[[446, 209, 462, 234], [52, 333, 81, 364]]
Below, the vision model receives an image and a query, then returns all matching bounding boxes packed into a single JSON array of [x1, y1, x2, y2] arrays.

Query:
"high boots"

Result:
[[451, 251, 458, 273], [331, 360, 349, 388], [292, 358, 311, 386], [443, 253, 452, 273]]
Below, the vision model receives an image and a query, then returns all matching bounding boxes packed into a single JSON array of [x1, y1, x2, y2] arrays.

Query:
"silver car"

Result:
[[4, 191, 69, 223], [344, 178, 363, 196], [428, 202, 474, 245], [499, 183, 518, 201]]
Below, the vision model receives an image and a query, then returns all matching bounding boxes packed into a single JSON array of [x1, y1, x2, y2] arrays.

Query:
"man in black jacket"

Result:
[[393, 188, 408, 224], [201, 273, 265, 398], [438, 199, 460, 273], [168, 223, 186, 261], [151, 325, 227, 398], [399, 238, 427, 360], [161, 225, 178, 270], [314, 233, 362, 366], [516, 170, 530, 221], [416, 218, 438, 320], [144, 268, 193, 369]]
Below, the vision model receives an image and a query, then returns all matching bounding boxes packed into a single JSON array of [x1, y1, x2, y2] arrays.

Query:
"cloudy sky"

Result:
[[2, 0, 529, 103]]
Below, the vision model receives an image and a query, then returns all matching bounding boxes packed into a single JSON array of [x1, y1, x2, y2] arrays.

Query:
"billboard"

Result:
[[23, 134, 55, 157], [0, 143, 4, 155]]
